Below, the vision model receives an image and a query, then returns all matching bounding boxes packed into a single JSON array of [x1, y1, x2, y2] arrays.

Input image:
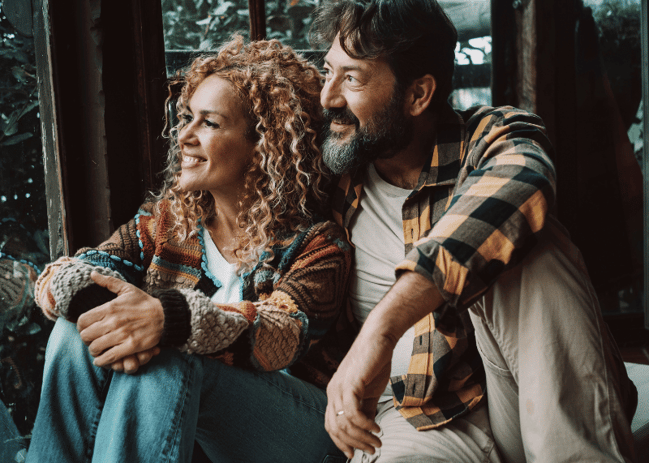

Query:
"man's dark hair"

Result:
[[310, 0, 458, 111]]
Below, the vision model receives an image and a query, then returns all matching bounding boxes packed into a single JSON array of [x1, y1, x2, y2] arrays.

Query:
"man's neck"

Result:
[[372, 120, 436, 190]]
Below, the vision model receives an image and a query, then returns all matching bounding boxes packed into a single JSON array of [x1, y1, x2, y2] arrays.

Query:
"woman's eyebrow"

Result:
[[197, 109, 228, 120]]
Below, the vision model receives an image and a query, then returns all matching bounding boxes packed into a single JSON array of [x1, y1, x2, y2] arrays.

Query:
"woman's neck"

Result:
[[205, 193, 244, 264]]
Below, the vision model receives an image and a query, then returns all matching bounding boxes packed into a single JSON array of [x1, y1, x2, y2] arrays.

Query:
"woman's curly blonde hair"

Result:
[[156, 35, 329, 273]]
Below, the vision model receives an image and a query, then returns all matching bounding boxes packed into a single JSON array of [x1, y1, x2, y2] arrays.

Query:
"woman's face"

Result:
[[177, 75, 256, 197]]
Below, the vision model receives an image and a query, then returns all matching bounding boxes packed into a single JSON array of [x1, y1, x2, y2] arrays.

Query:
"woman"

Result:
[[27, 37, 351, 463]]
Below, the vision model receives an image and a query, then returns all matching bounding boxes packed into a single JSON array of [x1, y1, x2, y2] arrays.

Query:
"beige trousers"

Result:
[[470, 217, 637, 462], [349, 399, 501, 463], [352, 217, 637, 462]]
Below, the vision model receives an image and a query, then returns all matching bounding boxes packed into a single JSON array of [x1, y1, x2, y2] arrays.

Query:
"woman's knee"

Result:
[[44, 318, 93, 369]]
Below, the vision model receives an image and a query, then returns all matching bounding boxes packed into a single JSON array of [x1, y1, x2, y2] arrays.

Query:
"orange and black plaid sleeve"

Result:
[[397, 106, 556, 313]]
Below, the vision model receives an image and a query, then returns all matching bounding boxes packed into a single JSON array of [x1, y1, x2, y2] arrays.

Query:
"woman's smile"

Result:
[[181, 154, 206, 168]]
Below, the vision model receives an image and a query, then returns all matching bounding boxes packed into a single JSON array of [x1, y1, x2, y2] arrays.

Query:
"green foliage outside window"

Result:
[[161, 0, 319, 52], [0, 3, 52, 450]]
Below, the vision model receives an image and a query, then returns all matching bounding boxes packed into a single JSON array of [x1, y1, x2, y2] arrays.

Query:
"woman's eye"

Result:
[[180, 113, 193, 123], [204, 119, 219, 128]]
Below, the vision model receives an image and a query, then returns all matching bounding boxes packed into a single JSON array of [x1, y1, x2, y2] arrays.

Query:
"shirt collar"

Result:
[[332, 104, 466, 228]]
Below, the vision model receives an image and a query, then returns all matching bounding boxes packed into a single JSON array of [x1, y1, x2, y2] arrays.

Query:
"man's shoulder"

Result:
[[451, 105, 549, 158], [456, 104, 536, 125]]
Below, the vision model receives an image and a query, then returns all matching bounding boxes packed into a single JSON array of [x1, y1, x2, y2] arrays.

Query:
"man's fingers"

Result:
[[326, 411, 381, 456], [360, 396, 381, 426], [344, 405, 380, 434], [111, 360, 124, 372], [325, 385, 382, 458], [340, 384, 380, 434], [336, 415, 382, 451], [329, 433, 355, 460]]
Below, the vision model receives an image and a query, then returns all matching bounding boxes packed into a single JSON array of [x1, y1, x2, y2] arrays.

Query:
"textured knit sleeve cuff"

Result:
[[49, 259, 126, 320], [68, 285, 117, 322], [154, 289, 192, 347], [176, 288, 250, 355]]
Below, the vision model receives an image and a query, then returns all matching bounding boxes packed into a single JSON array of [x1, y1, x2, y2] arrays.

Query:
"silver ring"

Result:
[[336, 410, 345, 416]]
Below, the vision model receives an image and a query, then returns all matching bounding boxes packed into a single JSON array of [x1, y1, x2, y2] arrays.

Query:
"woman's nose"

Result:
[[178, 123, 197, 145]]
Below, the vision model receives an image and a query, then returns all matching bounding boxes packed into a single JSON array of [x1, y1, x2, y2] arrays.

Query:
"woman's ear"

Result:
[[406, 74, 436, 117]]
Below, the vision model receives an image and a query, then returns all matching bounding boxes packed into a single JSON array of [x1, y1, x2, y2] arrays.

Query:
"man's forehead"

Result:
[[324, 37, 386, 73]]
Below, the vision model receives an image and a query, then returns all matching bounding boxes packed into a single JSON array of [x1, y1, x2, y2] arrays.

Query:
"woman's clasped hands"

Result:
[[76, 271, 163, 374]]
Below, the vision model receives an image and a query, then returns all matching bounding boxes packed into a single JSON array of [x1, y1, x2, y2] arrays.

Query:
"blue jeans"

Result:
[[27, 319, 345, 463]]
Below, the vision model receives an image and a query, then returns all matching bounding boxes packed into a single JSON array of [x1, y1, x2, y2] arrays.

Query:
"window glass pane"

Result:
[[447, 1, 492, 109], [0, 4, 51, 456], [162, 0, 251, 62], [265, 0, 320, 50], [580, 0, 643, 315]]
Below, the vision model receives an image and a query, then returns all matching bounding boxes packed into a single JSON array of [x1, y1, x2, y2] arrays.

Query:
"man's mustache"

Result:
[[323, 107, 360, 127]]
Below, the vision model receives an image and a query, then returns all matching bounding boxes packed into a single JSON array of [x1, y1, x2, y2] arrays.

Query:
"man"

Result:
[[310, 1, 638, 462]]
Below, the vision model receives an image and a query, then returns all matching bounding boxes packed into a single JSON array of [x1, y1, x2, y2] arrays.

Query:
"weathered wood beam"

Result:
[[33, 0, 69, 258], [642, 0, 649, 329], [32, 0, 167, 254], [248, 0, 266, 41], [491, 0, 579, 232]]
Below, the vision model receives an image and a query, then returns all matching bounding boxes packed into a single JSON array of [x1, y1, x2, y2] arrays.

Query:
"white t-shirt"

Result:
[[348, 164, 415, 402], [203, 228, 243, 304]]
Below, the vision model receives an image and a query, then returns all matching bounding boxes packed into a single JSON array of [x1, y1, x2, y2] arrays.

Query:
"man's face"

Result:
[[321, 37, 413, 175]]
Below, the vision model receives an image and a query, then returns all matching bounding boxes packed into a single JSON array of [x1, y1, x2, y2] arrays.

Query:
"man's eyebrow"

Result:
[[323, 59, 365, 73]]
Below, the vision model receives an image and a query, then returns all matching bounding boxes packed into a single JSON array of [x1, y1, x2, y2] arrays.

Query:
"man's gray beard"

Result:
[[322, 130, 371, 175], [321, 93, 413, 176]]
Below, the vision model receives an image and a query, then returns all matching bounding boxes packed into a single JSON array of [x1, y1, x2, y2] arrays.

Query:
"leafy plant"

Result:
[[0, 5, 47, 236], [0, 3, 52, 445], [162, 0, 252, 51], [161, 0, 318, 52]]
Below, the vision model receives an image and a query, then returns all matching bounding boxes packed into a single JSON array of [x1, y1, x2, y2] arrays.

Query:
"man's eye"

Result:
[[345, 75, 357, 83]]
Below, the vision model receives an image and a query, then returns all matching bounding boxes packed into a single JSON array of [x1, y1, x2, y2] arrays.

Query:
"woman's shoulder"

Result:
[[135, 199, 177, 228], [304, 219, 342, 233], [136, 199, 170, 217], [291, 220, 351, 257], [268, 221, 349, 270], [305, 220, 348, 244]]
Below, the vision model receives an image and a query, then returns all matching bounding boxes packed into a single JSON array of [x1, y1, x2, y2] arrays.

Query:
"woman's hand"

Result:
[[110, 347, 161, 374], [77, 271, 165, 368]]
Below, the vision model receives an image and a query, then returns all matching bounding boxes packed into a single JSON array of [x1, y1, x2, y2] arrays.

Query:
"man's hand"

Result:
[[324, 333, 393, 459], [77, 271, 165, 368], [324, 271, 445, 459]]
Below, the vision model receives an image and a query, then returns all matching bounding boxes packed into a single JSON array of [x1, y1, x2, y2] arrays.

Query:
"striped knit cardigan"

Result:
[[35, 200, 354, 388]]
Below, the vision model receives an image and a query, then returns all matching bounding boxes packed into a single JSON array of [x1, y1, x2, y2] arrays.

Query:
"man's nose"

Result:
[[321, 78, 345, 109]]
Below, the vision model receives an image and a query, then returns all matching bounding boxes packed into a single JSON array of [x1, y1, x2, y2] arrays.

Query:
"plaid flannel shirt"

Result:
[[332, 105, 556, 430]]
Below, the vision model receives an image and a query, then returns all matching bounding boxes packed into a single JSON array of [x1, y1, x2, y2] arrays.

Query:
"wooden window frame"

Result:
[[33, 0, 167, 257], [642, 0, 649, 330]]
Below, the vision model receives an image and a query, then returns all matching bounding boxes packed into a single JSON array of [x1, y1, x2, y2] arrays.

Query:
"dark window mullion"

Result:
[[642, 0, 649, 330], [249, 0, 266, 41]]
